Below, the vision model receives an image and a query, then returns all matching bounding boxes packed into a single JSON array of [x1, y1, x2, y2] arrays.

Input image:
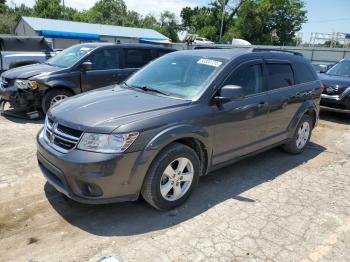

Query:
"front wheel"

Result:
[[42, 89, 72, 114], [282, 115, 313, 154], [141, 143, 200, 210]]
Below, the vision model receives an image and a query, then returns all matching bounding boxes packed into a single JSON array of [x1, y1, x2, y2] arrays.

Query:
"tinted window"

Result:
[[87, 49, 119, 70], [294, 62, 317, 83], [226, 64, 264, 96], [124, 49, 152, 68], [266, 63, 294, 89]]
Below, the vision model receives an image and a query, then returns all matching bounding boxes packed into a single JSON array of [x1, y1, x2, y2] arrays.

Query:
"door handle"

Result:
[[257, 101, 268, 109]]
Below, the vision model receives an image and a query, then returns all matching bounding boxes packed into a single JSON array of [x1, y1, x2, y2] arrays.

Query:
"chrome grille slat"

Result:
[[44, 117, 82, 153]]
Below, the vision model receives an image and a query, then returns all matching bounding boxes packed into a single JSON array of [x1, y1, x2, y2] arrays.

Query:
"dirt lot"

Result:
[[0, 112, 350, 262]]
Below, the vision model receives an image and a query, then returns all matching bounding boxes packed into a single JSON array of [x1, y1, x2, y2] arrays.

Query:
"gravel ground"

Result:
[[0, 112, 349, 262]]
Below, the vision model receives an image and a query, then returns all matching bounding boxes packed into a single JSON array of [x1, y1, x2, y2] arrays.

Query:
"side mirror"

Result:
[[213, 85, 244, 103], [81, 61, 92, 71], [319, 65, 328, 73]]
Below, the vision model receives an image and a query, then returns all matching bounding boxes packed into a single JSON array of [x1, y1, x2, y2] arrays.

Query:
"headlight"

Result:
[[77, 132, 139, 153], [15, 80, 38, 90]]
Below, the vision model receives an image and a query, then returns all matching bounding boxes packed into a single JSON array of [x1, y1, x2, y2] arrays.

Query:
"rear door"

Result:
[[80, 48, 121, 92], [264, 60, 303, 138]]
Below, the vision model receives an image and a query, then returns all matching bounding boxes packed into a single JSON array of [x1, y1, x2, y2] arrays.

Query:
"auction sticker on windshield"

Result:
[[197, 58, 222, 67]]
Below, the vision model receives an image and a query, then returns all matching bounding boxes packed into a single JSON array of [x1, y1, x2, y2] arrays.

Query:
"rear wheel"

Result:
[[282, 115, 313, 154], [141, 143, 200, 210], [42, 89, 72, 113]]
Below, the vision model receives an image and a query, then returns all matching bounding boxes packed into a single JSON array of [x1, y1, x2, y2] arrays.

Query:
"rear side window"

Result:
[[266, 63, 294, 90], [124, 49, 152, 68], [294, 62, 317, 84], [225, 64, 264, 96], [87, 49, 119, 70]]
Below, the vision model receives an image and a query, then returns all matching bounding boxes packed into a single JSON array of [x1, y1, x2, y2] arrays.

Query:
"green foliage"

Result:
[[181, 0, 307, 45], [33, 0, 63, 19], [0, 13, 16, 33]]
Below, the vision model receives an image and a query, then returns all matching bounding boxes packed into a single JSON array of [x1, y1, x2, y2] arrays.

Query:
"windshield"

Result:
[[45, 44, 97, 68], [125, 54, 227, 99], [327, 60, 350, 77]]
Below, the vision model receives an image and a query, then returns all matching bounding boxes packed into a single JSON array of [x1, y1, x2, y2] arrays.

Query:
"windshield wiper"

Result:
[[139, 86, 170, 96]]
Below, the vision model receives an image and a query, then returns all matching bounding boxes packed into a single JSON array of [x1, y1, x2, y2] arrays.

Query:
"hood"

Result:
[[318, 73, 350, 87], [1, 63, 63, 80], [49, 86, 191, 133]]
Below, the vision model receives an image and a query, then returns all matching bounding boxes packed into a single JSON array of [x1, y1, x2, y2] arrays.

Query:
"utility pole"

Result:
[[62, 0, 67, 20], [219, 0, 225, 41]]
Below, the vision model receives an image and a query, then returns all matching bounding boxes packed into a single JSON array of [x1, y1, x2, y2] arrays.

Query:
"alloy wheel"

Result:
[[160, 157, 194, 201]]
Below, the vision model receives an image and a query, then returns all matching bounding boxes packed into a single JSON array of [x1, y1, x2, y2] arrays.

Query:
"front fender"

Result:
[[38, 79, 80, 94], [127, 124, 211, 193]]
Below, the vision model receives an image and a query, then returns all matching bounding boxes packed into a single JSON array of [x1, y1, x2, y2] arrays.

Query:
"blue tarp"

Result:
[[38, 30, 100, 40]]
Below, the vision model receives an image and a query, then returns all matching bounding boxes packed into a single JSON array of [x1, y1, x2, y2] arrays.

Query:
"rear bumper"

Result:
[[36, 129, 149, 204]]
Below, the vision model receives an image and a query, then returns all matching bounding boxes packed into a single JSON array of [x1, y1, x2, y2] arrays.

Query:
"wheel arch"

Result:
[[129, 124, 212, 194], [288, 100, 318, 137]]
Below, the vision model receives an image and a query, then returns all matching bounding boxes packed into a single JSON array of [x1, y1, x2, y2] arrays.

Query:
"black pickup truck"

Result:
[[0, 36, 54, 74], [0, 43, 175, 113]]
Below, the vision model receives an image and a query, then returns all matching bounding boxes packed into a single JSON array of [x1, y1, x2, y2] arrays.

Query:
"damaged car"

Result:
[[0, 43, 174, 114]]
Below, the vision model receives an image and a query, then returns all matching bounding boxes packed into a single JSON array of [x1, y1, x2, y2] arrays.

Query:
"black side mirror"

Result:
[[81, 61, 92, 71], [213, 85, 244, 103]]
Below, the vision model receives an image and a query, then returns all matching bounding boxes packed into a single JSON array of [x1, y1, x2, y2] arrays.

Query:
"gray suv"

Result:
[[37, 49, 321, 210]]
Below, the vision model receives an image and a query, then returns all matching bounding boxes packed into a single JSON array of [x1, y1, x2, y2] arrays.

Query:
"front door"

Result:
[[212, 61, 270, 165], [81, 48, 122, 92]]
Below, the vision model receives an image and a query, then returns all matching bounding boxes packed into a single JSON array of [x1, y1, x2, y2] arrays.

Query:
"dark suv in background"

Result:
[[0, 43, 175, 113], [37, 49, 321, 210], [319, 58, 350, 113]]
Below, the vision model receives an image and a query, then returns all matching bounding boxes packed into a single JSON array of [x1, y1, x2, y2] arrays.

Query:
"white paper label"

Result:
[[197, 58, 222, 67]]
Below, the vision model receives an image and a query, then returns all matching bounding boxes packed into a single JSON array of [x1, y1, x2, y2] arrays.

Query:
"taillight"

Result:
[[320, 83, 325, 93]]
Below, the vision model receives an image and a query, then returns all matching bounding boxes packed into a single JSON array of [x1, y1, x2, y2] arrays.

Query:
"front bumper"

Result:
[[320, 92, 350, 113], [37, 129, 148, 204]]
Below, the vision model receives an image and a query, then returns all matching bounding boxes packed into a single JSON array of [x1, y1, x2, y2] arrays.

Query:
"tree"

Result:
[[229, 0, 307, 45], [32, 0, 63, 19], [0, 13, 16, 33], [156, 11, 180, 42], [87, 0, 128, 25], [180, 1, 245, 41]]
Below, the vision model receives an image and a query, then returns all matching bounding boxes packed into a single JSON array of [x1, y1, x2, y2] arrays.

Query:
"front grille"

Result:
[[323, 86, 347, 96], [321, 101, 347, 110], [44, 117, 83, 153]]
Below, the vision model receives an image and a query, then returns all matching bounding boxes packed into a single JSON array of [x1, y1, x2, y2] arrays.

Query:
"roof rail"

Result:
[[252, 48, 303, 56]]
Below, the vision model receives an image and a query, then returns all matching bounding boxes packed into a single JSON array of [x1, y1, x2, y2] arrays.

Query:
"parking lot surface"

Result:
[[0, 113, 350, 262]]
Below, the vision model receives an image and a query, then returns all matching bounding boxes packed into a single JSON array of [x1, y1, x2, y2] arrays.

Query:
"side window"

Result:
[[226, 64, 264, 96], [124, 49, 152, 68], [266, 63, 294, 89], [293, 62, 317, 84], [87, 49, 119, 70]]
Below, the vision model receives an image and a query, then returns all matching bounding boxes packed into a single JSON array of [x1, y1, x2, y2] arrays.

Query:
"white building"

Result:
[[14, 16, 171, 49]]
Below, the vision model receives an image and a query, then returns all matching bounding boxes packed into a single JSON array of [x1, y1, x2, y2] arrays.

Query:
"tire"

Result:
[[282, 114, 313, 154], [141, 143, 201, 210], [42, 89, 73, 114]]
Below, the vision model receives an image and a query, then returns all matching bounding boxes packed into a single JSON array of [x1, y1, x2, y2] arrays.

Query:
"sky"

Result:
[[8, 0, 350, 43]]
